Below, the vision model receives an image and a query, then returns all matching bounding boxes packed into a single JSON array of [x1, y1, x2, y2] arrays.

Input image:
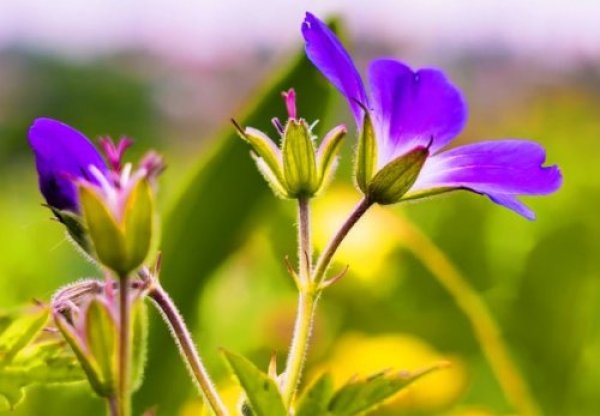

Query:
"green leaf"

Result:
[[0, 309, 85, 410], [222, 350, 287, 416], [137, 22, 337, 412], [282, 119, 319, 197], [0, 308, 48, 366], [367, 146, 429, 205], [123, 179, 154, 272], [295, 373, 335, 416], [355, 111, 377, 194], [328, 364, 445, 415]]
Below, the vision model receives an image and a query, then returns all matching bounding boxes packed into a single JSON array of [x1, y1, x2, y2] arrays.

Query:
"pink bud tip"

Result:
[[281, 88, 297, 120]]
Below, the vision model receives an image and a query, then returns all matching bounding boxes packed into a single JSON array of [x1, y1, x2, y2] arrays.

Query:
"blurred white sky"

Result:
[[0, 0, 599, 61]]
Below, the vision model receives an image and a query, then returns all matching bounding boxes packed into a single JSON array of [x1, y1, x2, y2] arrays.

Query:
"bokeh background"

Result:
[[1, 1, 599, 415]]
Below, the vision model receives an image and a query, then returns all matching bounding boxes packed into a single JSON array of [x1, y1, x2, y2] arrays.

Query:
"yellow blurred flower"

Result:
[[310, 332, 468, 413]]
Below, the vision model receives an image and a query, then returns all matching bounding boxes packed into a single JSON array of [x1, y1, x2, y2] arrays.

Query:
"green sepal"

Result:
[[222, 350, 287, 416], [50, 208, 93, 255], [130, 299, 149, 392], [238, 127, 286, 189], [282, 119, 319, 198], [316, 125, 346, 191], [79, 179, 154, 276], [123, 179, 154, 273], [85, 299, 118, 396], [355, 111, 377, 193], [367, 146, 429, 205], [295, 373, 335, 416], [79, 184, 128, 275]]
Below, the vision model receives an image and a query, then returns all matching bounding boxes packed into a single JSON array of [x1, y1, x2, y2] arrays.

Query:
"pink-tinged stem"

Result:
[[117, 276, 131, 416], [148, 282, 228, 416]]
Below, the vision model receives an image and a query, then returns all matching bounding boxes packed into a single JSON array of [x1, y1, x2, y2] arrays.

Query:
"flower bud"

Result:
[[235, 88, 346, 199], [79, 179, 154, 277], [52, 279, 148, 398]]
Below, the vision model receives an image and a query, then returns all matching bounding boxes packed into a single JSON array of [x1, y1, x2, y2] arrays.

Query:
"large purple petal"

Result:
[[368, 59, 467, 168], [28, 118, 108, 212], [302, 12, 368, 123], [409, 140, 562, 219]]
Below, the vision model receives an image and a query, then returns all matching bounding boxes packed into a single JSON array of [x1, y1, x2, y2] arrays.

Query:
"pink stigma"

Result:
[[282, 88, 297, 120]]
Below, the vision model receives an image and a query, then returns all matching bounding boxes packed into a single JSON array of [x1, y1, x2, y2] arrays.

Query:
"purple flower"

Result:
[[28, 118, 164, 217], [28, 118, 109, 212], [301, 13, 561, 219]]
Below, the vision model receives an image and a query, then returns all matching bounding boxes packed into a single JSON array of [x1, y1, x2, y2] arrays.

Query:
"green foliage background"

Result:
[[1, 20, 599, 416]]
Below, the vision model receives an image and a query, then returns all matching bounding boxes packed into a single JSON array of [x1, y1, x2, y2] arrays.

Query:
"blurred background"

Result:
[[1, 0, 599, 415]]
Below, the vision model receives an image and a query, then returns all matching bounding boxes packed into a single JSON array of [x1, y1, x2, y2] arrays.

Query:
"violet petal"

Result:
[[28, 118, 108, 212], [368, 59, 467, 167], [409, 140, 562, 218], [302, 12, 368, 123]]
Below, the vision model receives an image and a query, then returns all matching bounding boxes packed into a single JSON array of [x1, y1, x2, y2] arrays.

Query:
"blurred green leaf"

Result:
[[0, 308, 48, 366], [296, 364, 444, 416], [223, 350, 286, 416], [295, 373, 335, 416], [0, 308, 84, 410], [137, 23, 338, 412]]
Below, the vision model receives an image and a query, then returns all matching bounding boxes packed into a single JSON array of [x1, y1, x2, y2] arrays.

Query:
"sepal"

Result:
[[366, 146, 429, 205], [282, 119, 319, 198], [355, 111, 377, 193]]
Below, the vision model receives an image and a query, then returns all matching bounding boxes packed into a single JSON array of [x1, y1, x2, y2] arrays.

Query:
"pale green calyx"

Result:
[[78, 178, 154, 277], [234, 90, 346, 199], [354, 111, 429, 205]]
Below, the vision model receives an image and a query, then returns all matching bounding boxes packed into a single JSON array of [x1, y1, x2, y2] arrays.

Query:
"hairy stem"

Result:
[[298, 196, 312, 284], [402, 219, 541, 416], [148, 282, 228, 416], [282, 291, 317, 408], [117, 276, 131, 416], [312, 197, 373, 285], [107, 396, 118, 416], [282, 197, 372, 409]]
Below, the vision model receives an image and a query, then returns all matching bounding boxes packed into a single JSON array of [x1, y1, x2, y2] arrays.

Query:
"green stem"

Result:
[[402, 219, 541, 416], [117, 276, 131, 416], [281, 291, 317, 408], [148, 282, 228, 416], [312, 197, 373, 285], [282, 197, 372, 409], [107, 396, 118, 416]]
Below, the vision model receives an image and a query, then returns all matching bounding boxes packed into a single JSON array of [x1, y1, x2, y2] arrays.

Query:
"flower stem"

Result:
[[282, 197, 372, 409], [281, 197, 314, 407], [148, 282, 228, 416], [402, 219, 542, 416], [117, 276, 131, 416], [298, 196, 312, 284], [107, 397, 118, 416], [312, 197, 373, 285]]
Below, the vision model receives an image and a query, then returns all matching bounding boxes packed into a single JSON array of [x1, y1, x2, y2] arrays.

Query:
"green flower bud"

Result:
[[235, 88, 346, 200], [79, 179, 154, 277], [282, 119, 319, 198]]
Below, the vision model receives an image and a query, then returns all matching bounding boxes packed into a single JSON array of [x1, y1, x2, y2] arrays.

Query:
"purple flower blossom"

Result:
[[301, 13, 562, 219], [28, 118, 164, 217], [28, 118, 109, 212]]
